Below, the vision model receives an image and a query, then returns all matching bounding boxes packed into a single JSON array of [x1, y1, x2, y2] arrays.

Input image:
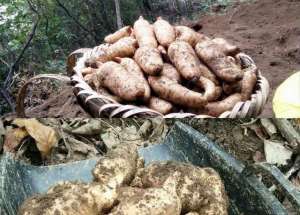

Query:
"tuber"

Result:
[[161, 63, 182, 83], [134, 46, 163, 75], [148, 76, 207, 108], [205, 93, 242, 117], [97, 61, 146, 101], [168, 41, 217, 83], [133, 16, 158, 48], [98, 37, 137, 62], [197, 77, 221, 102], [148, 96, 173, 114], [153, 17, 176, 47], [104, 26, 132, 44], [195, 40, 243, 82], [116, 57, 151, 101], [175, 26, 209, 47], [241, 65, 257, 101]]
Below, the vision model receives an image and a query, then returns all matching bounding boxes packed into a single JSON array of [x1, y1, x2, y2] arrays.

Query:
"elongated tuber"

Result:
[[116, 57, 151, 101], [197, 77, 221, 102], [97, 62, 145, 101], [98, 37, 137, 62], [205, 93, 242, 117], [148, 76, 207, 108], [148, 96, 173, 114], [161, 63, 182, 83], [222, 82, 241, 95], [168, 41, 217, 83], [153, 17, 176, 47], [104, 26, 132, 44], [175, 26, 209, 47], [134, 46, 163, 75], [195, 40, 243, 82], [241, 65, 257, 101], [134, 16, 158, 48]]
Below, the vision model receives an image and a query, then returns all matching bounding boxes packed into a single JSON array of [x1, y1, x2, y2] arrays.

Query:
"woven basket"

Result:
[[67, 45, 269, 118]]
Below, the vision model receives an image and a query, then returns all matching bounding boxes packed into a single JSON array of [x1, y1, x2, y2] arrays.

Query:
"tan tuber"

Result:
[[134, 46, 163, 75], [133, 16, 158, 48], [148, 76, 207, 108], [104, 26, 132, 44], [153, 17, 176, 47], [97, 61, 146, 102]]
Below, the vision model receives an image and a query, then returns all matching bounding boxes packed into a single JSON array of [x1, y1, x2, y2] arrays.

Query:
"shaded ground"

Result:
[[196, 0, 300, 117]]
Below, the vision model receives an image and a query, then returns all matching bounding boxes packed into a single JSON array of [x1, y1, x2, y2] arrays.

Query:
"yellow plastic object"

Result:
[[273, 72, 300, 118]]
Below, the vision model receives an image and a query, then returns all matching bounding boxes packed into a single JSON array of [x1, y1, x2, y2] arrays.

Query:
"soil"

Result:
[[20, 0, 300, 117], [180, 119, 264, 163], [195, 0, 300, 117]]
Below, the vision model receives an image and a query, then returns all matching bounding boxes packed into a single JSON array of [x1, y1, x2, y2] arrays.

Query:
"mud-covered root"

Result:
[[154, 17, 176, 47], [241, 65, 257, 101], [97, 61, 146, 102], [134, 46, 163, 75], [133, 16, 158, 48], [148, 76, 207, 108], [197, 77, 221, 102], [204, 93, 242, 117], [161, 63, 182, 83], [116, 57, 151, 102], [104, 26, 132, 44], [148, 96, 173, 114], [98, 37, 137, 62], [195, 40, 243, 82], [168, 41, 212, 82], [175, 26, 209, 47]]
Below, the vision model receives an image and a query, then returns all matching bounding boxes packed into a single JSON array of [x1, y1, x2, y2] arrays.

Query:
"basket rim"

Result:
[[69, 47, 270, 118]]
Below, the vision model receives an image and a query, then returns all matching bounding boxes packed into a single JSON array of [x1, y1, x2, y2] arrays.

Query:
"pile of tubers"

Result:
[[19, 144, 229, 215], [82, 16, 258, 117]]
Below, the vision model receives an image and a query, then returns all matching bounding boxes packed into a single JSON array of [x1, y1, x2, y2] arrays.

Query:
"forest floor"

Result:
[[16, 0, 300, 118]]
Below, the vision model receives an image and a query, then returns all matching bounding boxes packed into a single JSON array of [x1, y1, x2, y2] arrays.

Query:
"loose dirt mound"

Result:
[[196, 0, 300, 117], [23, 0, 300, 117]]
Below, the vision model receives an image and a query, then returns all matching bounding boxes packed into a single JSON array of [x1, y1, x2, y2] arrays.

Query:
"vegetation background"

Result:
[[0, 0, 232, 115]]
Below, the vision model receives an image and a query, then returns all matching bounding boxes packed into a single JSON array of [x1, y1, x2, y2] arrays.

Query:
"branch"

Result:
[[0, 57, 10, 68], [114, 0, 123, 29], [55, 0, 96, 37], [4, 18, 39, 88]]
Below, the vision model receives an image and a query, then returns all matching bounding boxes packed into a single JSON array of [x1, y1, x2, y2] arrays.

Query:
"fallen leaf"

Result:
[[3, 128, 29, 152], [70, 119, 102, 135], [264, 139, 292, 165], [13, 119, 60, 157]]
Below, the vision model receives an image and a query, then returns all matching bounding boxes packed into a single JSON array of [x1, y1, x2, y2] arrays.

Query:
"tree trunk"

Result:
[[114, 0, 123, 29]]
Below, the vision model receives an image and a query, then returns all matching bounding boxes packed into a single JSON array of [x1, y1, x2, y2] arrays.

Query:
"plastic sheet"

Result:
[[273, 72, 300, 118]]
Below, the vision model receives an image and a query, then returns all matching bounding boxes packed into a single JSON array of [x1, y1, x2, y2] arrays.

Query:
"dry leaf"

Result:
[[13, 119, 60, 157], [264, 139, 292, 165], [3, 128, 28, 152]]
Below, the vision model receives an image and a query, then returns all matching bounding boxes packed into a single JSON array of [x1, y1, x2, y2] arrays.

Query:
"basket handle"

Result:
[[16, 74, 71, 117], [67, 48, 92, 76]]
